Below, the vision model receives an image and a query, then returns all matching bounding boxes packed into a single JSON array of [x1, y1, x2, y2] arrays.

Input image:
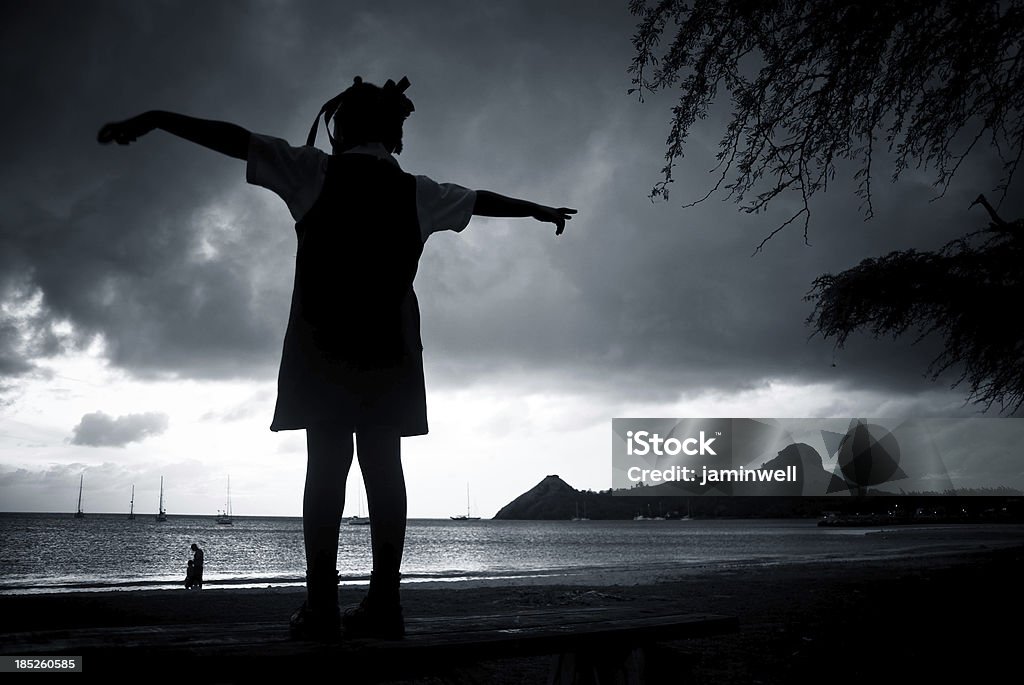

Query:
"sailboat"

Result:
[[347, 487, 370, 525], [571, 501, 590, 521], [156, 476, 167, 522], [669, 497, 692, 521], [74, 474, 85, 519], [633, 503, 665, 521], [450, 483, 481, 521], [215, 476, 233, 525], [128, 484, 135, 520]]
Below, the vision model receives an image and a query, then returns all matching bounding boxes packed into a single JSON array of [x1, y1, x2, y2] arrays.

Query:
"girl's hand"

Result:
[[97, 113, 157, 145], [532, 205, 577, 235]]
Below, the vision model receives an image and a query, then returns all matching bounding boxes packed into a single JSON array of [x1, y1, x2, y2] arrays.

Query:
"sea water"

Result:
[[1, 513, 1020, 594]]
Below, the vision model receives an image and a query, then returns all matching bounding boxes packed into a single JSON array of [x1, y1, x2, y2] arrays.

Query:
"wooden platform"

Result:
[[0, 607, 737, 683]]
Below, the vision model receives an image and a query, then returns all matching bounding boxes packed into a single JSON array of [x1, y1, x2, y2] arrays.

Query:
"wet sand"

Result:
[[1, 543, 1021, 683]]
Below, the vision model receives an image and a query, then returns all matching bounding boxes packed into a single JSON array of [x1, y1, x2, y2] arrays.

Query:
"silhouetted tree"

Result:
[[807, 198, 1024, 412], [629, 0, 1024, 249], [631, 1, 1024, 409]]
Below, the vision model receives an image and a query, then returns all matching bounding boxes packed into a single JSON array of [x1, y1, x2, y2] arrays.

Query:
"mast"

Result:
[[450, 481, 480, 520], [216, 475, 234, 524], [128, 484, 135, 520], [156, 476, 167, 521], [74, 474, 85, 518], [346, 486, 370, 525]]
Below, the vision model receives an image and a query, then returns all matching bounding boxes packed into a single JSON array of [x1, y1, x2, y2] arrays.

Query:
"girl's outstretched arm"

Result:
[[473, 190, 577, 235], [97, 111, 251, 160]]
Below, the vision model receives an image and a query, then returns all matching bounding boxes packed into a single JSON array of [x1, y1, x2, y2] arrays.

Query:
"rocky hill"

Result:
[[493, 475, 579, 520]]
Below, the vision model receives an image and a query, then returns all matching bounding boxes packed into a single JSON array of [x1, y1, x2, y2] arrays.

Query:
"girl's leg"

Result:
[[355, 426, 406, 581], [291, 422, 354, 637], [302, 423, 354, 584], [345, 426, 406, 638]]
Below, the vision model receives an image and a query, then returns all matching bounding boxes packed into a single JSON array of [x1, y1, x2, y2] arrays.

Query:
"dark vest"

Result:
[[292, 153, 423, 369]]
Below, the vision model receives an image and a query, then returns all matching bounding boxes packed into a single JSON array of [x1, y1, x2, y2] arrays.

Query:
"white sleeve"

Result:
[[246, 134, 328, 222], [415, 175, 477, 241]]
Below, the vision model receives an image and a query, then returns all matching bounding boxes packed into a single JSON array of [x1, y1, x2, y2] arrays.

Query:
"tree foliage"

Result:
[[629, 0, 1024, 249], [806, 203, 1024, 412]]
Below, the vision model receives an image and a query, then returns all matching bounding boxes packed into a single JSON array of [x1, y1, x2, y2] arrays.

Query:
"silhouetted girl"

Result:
[[98, 76, 575, 640]]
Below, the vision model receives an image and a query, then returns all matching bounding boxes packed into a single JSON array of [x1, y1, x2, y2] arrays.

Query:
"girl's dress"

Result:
[[246, 135, 475, 436]]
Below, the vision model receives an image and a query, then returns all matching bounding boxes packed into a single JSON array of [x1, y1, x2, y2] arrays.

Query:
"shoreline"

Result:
[[1, 544, 1021, 682], [3, 531, 1018, 596]]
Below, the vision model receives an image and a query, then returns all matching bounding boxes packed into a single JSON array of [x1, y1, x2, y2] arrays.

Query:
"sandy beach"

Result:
[[2, 541, 1021, 683]]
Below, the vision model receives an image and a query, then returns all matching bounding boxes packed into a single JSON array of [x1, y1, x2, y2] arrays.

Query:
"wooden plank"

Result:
[[0, 608, 738, 681], [0, 610, 736, 655]]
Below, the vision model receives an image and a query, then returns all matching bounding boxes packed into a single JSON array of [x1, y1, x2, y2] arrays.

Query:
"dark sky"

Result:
[[1, 1, 1021, 514]]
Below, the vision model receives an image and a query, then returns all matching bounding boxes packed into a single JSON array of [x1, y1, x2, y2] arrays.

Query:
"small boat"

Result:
[[74, 474, 85, 519], [633, 503, 664, 521], [347, 488, 370, 525], [215, 476, 233, 525], [156, 476, 167, 522], [450, 483, 481, 521], [128, 484, 135, 520], [667, 498, 692, 521]]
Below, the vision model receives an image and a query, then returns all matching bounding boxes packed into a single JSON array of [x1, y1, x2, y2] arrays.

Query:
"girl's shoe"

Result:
[[289, 601, 342, 641], [289, 568, 341, 641], [341, 598, 405, 640]]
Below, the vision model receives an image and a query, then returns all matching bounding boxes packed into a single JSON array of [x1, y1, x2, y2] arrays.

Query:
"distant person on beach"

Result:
[[184, 559, 196, 590], [98, 76, 575, 640], [190, 543, 204, 590]]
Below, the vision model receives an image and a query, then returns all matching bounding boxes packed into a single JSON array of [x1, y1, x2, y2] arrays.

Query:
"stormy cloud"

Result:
[[2, 0, 1020, 414]]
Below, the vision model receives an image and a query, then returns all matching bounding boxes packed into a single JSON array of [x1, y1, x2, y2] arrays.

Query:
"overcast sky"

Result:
[[1, 1, 1021, 517]]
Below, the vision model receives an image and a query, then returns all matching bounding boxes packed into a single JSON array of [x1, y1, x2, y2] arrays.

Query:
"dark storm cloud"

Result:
[[1, 1, 1018, 411], [70, 411, 169, 447], [0, 1, 299, 381], [419, 123, 1017, 406]]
